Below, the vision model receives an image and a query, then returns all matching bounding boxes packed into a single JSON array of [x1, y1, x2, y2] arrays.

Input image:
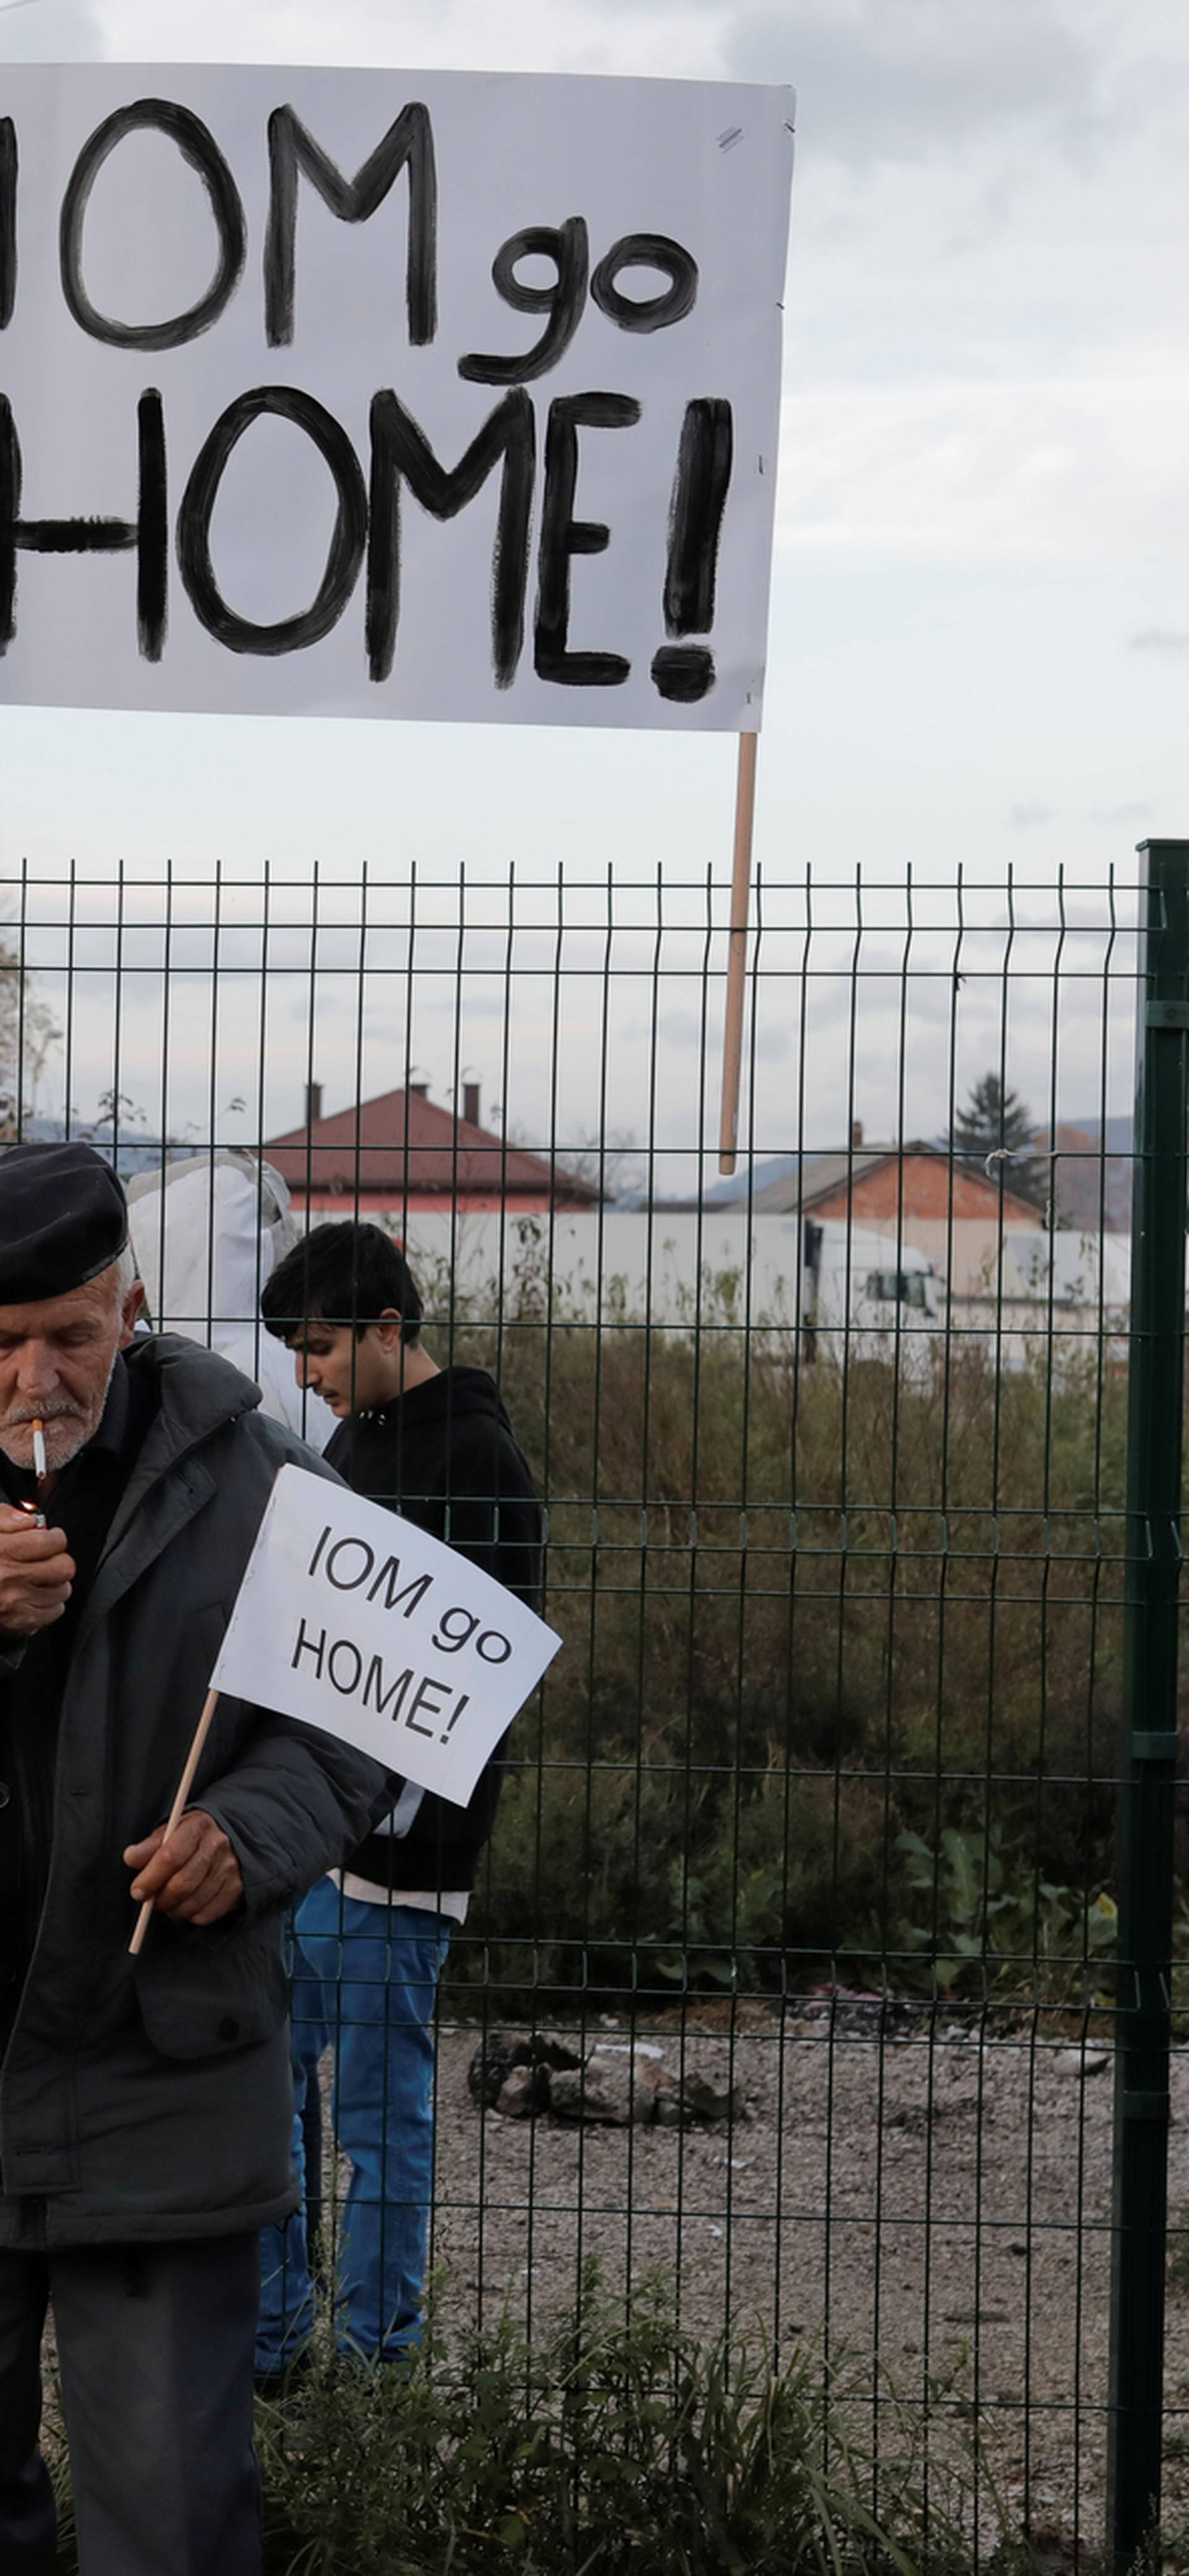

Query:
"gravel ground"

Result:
[[39, 1996, 1189, 2561], [403, 2000, 1189, 2552]]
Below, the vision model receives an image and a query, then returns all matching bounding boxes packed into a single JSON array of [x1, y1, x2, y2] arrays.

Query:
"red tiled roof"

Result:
[[263, 1088, 599, 1206]]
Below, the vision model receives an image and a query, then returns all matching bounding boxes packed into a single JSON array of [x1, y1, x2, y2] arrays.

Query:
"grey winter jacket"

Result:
[[0, 1334, 391, 2250]]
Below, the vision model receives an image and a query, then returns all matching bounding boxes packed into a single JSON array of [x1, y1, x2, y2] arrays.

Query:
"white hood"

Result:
[[126, 1152, 335, 1452]]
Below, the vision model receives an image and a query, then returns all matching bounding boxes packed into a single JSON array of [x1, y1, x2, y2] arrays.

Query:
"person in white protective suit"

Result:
[[125, 1151, 336, 1451]]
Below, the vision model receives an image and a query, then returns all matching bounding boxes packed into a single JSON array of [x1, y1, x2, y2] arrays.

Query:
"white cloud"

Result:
[[50, 0, 733, 80], [730, 0, 1095, 161], [1130, 629, 1189, 655], [0, 0, 104, 55], [774, 369, 1189, 572]]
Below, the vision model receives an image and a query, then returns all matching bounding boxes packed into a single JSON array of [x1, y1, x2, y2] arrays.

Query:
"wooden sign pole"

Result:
[[128, 1687, 221, 1956], [718, 731, 759, 1175]]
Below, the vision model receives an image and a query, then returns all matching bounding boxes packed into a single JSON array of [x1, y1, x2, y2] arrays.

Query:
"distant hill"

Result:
[[702, 1153, 814, 1207], [1034, 1116, 1133, 1232], [1073, 1116, 1132, 1154], [12, 1115, 175, 1178]]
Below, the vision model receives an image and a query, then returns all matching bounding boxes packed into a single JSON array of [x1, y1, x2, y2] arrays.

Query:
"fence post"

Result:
[[1107, 838, 1189, 2566]]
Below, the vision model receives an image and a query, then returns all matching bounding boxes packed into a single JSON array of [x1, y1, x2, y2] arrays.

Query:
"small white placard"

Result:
[[211, 1461, 560, 1807]]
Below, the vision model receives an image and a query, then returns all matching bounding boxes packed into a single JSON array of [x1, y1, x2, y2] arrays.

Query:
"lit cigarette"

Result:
[[32, 1420, 46, 1483]]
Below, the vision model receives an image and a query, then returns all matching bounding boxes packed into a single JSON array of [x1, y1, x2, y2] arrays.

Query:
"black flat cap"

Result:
[[0, 1142, 129, 1304]]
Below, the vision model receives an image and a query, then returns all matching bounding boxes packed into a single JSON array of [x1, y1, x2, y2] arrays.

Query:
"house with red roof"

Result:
[[702, 1127, 1045, 1299], [263, 1082, 599, 1216]]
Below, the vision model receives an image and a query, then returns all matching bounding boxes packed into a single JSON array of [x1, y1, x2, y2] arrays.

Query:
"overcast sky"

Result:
[[0, 0, 1182, 1165]]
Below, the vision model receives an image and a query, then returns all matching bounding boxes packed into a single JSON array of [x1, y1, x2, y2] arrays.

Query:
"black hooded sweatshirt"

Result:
[[325, 1365, 542, 1896]]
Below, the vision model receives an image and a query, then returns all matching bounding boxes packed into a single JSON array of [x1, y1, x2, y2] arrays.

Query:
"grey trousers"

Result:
[[0, 2233, 262, 2576]]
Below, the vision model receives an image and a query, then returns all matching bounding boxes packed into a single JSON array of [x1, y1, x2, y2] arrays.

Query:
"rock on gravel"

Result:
[[467, 2028, 583, 2109]]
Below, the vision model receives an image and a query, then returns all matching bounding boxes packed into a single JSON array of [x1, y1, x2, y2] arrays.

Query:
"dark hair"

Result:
[[261, 1221, 424, 1345]]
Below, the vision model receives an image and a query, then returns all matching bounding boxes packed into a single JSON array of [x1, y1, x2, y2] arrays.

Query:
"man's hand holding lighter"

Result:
[[0, 1504, 74, 1633]]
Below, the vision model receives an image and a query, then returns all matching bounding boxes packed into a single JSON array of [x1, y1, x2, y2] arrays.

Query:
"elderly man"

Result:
[[0, 1143, 389, 2576]]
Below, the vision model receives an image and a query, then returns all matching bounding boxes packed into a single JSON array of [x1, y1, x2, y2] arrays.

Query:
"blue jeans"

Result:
[[256, 1878, 451, 2369]]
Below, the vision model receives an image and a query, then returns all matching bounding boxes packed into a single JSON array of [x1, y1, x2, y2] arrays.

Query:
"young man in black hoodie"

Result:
[[253, 1222, 541, 2375]]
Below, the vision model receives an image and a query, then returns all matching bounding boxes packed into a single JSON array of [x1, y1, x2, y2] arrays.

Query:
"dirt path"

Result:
[[415, 2002, 1189, 2553]]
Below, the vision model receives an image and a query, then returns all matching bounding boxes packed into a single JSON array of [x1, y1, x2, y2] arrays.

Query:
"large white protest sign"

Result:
[[209, 1462, 560, 1807], [0, 66, 793, 731]]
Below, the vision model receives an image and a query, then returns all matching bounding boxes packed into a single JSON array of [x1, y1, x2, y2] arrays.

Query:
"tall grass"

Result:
[[426, 1246, 1139, 2002], [252, 2271, 998, 2576]]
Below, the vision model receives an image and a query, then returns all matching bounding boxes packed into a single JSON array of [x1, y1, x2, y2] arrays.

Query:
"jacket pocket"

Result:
[[133, 1916, 289, 2061]]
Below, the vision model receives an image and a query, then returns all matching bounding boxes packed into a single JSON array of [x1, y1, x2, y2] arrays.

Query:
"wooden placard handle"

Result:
[[718, 732, 758, 1175], [128, 1688, 221, 1956]]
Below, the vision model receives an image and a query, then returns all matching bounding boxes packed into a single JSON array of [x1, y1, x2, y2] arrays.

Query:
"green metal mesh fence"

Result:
[[7, 856, 1182, 2561]]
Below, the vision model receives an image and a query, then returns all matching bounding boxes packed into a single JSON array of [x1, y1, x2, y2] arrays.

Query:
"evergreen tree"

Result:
[[951, 1072, 1046, 1208]]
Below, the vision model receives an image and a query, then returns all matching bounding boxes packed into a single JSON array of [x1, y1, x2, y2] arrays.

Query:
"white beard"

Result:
[[0, 1342, 121, 1474]]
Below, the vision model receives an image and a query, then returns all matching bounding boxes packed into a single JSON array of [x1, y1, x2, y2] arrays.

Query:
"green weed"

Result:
[[251, 2269, 995, 2576], [420, 1246, 1145, 2008]]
